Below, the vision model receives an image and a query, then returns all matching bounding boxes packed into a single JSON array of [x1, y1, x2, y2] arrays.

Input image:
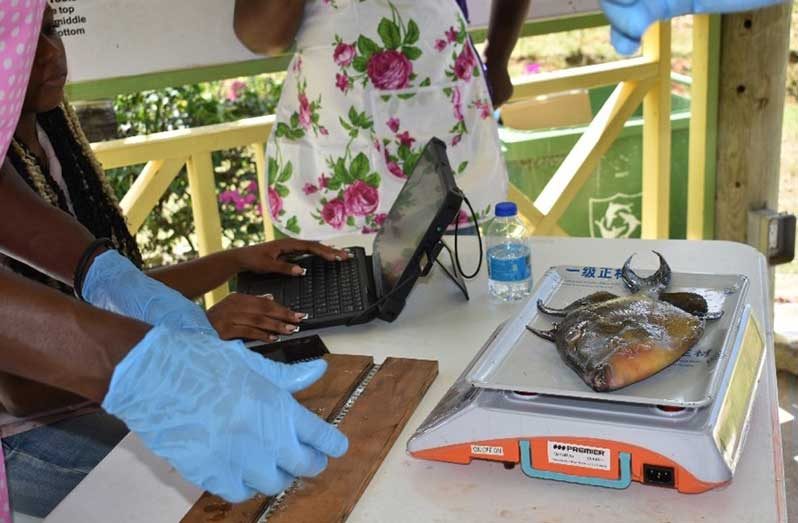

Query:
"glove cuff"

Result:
[[74, 239, 115, 301], [82, 249, 139, 306]]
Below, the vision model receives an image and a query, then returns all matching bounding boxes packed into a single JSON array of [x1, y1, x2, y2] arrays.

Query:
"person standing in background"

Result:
[[234, 0, 531, 239]]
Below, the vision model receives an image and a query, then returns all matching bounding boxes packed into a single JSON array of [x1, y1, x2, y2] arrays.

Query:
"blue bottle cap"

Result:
[[495, 201, 517, 217]]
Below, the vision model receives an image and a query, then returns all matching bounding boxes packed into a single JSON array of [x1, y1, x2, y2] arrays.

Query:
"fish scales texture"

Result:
[[556, 294, 704, 391], [530, 252, 710, 392]]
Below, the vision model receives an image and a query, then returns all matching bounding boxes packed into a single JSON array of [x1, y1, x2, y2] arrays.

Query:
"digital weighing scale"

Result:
[[407, 265, 766, 493]]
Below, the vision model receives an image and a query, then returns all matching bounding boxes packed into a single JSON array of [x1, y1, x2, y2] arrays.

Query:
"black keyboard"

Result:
[[283, 255, 367, 319]]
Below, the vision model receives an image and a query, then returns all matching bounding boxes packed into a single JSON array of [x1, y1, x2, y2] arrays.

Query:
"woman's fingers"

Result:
[[265, 258, 307, 276], [244, 239, 352, 275], [254, 294, 306, 323], [277, 239, 351, 262], [209, 293, 307, 341], [236, 312, 302, 336], [222, 325, 280, 344]]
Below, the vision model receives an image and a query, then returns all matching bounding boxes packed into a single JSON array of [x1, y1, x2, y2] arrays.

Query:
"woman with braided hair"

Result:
[[6, 102, 144, 295], [8, 93, 350, 328], [8, 5, 350, 345], [0, 4, 351, 516]]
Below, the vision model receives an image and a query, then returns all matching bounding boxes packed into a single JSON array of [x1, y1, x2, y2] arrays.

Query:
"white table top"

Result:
[[46, 237, 788, 523]]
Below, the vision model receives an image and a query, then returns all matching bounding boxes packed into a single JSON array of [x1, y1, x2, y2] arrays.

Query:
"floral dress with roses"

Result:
[[264, 0, 508, 239]]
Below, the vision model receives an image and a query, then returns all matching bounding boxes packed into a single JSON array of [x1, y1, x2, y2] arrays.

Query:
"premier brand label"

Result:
[[547, 441, 611, 471]]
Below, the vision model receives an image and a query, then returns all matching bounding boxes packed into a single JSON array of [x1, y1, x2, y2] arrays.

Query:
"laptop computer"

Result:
[[236, 137, 464, 330]]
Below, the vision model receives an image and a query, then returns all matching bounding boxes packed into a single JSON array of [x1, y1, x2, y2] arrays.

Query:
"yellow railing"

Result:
[[92, 20, 713, 307], [93, 116, 276, 305]]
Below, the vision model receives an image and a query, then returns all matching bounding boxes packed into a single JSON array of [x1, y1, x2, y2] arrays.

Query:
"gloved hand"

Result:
[[82, 250, 216, 334], [102, 325, 348, 502], [600, 0, 785, 54]]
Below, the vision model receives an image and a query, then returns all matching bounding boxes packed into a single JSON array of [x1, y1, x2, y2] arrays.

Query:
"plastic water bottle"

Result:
[[486, 201, 532, 302]]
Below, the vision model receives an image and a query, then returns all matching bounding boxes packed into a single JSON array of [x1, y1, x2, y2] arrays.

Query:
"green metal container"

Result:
[[500, 85, 690, 239]]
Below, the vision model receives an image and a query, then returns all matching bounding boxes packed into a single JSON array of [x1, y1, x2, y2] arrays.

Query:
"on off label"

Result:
[[471, 445, 504, 457], [547, 441, 611, 471]]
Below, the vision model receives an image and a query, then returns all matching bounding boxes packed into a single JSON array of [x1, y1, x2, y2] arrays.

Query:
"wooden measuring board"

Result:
[[181, 355, 438, 523]]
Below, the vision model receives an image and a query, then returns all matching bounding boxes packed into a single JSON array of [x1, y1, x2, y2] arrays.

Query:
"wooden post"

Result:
[[714, 3, 792, 303], [715, 4, 791, 241]]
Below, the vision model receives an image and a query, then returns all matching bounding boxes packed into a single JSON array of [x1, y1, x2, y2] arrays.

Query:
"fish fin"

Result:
[[537, 299, 569, 317], [660, 292, 723, 320], [526, 324, 557, 341], [537, 292, 618, 317], [660, 292, 708, 316]]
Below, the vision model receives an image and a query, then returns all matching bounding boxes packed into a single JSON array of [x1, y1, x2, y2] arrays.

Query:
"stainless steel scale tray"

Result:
[[467, 264, 749, 407]]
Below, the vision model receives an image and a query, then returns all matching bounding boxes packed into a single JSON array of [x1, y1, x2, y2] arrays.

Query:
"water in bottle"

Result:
[[486, 201, 532, 302]]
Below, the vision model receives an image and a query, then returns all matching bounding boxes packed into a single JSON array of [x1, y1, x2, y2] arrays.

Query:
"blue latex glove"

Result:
[[102, 325, 348, 502], [600, 0, 785, 54], [83, 250, 215, 334]]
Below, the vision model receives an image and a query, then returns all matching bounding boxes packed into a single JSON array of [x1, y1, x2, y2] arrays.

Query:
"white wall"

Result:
[[56, 0, 599, 84], [468, 0, 599, 27]]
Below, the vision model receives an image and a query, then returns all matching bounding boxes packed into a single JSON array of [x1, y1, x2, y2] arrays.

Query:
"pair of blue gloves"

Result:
[[83, 251, 347, 502], [600, 0, 785, 54]]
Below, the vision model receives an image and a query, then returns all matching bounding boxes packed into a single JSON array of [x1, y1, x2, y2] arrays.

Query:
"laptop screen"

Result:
[[372, 145, 447, 296]]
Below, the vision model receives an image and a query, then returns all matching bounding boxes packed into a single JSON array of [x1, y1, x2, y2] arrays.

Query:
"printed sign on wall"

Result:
[[55, 0, 600, 84], [588, 193, 643, 239]]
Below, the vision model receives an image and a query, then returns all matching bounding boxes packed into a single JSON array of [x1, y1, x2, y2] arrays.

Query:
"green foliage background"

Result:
[[105, 76, 283, 266]]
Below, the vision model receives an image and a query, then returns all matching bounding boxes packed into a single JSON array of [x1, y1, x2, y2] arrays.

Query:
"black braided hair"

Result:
[[5, 102, 143, 295]]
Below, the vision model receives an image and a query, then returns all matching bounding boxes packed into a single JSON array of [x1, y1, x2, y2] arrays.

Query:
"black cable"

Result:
[[454, 194, 483, 279]]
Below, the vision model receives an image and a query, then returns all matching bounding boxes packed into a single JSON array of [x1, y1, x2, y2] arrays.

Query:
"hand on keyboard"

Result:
[[233, 239, 351, 277], [207, 292, 308, 343]]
